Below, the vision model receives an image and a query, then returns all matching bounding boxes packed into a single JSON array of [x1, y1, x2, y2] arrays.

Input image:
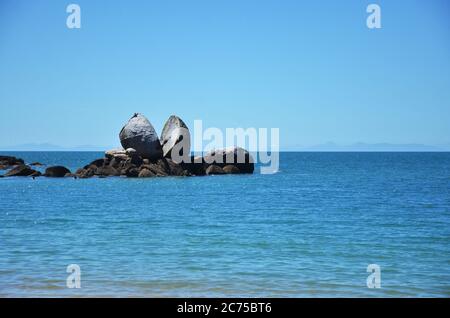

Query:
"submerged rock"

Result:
[[160, 115, 191, 161], [44, 166, 71, 177], [119, 113, 163, 160]]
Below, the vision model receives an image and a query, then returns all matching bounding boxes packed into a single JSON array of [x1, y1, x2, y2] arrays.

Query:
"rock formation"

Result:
[[119, 113, 163, 160], [44, 166, 71, 177], [0, 114, 255, 179], [160, 115, 191, 162], [0, 155, 24, 170], [5, 165, 38, 177]]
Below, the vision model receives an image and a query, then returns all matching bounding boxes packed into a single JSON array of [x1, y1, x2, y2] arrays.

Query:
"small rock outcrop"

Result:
[[44, 166, 71, 177], [0, 155, 24, 169], [5, 165, 38, 177], [0, 114, 255, 180], [119, 113, 163, 160], [30, 162, 44, 166], [160, 115, 191, 161]]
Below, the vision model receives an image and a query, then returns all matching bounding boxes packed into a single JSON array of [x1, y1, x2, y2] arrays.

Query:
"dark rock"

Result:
[[44, 166, 71, 177], [160, 115, 191, 161], [5, 165, 37, 177], [76, 168, 95, 179], [140, 162, 168, 176], [223, 165, 241, 174], [108, 158, 120, 169], [156, 158, 171, 173], [119, 113, 163, 160], [206, 165, 225, 175], [125, 167, 140, 178], [165, 158, 191, 176], [138, 168, 155, 178], [181, 155, 207, 176], [84, 158, 106, 169], [0, 155, 24, 167], [30, 162, 44, 166], [117, 162, 137, 175], [30, 171, 42, 177], [203, 147, 254, 173], [129, 155, 143, 166], [95, 166, 120, 177]]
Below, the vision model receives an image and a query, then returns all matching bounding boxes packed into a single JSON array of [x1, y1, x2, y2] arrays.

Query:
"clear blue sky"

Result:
[[0, 0, 449, 150]]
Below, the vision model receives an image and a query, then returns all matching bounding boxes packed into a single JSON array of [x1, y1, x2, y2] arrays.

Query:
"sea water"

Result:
[[0, 152, 449, 297]]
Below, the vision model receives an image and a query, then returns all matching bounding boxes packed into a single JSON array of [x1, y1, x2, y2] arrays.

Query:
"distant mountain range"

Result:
[[0, 143, 117, 151], [287, 142, 450, 152]]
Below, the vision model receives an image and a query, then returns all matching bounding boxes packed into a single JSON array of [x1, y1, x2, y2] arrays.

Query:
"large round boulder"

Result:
[[119, 113, 163, 160], [44, 166, 71, 177], [160, 115, 191, 162]]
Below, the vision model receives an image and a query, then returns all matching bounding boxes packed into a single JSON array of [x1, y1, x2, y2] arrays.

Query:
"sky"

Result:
[[0, 0, 449, 150]]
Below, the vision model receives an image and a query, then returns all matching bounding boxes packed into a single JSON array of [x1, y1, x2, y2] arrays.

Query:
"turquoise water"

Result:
[[0, 152, 449, 297]]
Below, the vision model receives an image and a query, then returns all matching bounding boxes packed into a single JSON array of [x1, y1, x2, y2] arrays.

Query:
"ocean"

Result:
[[0, 152, 449, 297]]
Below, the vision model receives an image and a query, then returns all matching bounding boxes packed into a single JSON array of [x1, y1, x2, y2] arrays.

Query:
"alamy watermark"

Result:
[[367, 264, 381, 288], [165, 119, 280, 174], [66, 4, 81, 29], [65, 4, 383, 31], [367, 4, 381, 29], [66, 264, 81, 288]]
